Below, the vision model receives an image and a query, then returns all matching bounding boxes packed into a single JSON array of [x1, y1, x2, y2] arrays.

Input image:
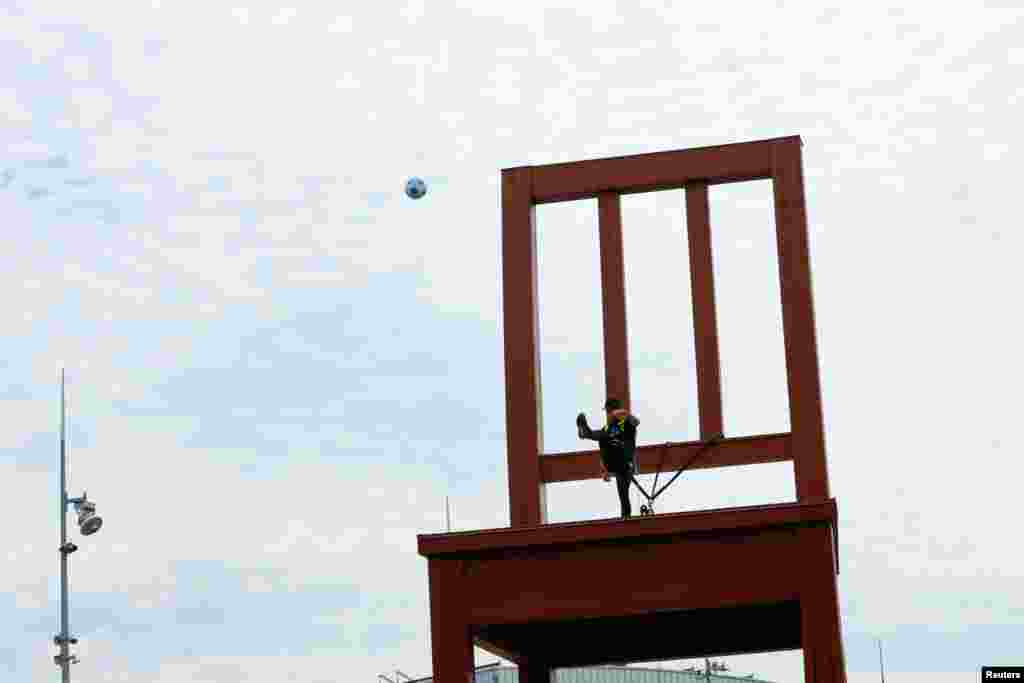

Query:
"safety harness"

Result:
[[630, 433, 725, 516]]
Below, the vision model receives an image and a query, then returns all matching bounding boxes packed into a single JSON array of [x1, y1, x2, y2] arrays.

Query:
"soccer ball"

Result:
[[405, 177, 427, 200]]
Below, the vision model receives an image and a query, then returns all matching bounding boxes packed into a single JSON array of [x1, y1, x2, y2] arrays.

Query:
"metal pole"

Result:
[[58, 369, 71, 683], [877, 638, 886, 683]]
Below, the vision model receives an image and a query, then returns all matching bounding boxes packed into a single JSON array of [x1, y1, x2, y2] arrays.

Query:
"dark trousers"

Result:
[[610, 463, 633, 518]]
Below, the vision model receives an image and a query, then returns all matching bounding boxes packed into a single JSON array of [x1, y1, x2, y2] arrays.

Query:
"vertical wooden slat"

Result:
[[771, 139, 829, 501], [598, 192, 631, 409], [502, 167, 547, 527], [685, 182, 724, 440]]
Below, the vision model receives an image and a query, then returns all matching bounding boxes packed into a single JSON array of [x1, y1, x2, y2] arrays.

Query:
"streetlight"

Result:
[[53, 370, 104, 682], [877, 638, 886, 683]]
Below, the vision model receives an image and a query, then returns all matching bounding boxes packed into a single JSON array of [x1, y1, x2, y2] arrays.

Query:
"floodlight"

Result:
[[74, 498, 102, 536]]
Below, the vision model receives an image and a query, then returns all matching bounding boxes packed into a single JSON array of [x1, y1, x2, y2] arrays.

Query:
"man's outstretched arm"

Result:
[[577, 413, 605, 440]]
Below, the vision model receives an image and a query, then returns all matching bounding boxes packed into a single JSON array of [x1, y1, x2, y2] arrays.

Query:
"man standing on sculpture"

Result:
[[577, 398, 640, 518]]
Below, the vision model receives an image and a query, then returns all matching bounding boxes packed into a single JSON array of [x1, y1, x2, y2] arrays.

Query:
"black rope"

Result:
[[650, 442, 668, 499], [630, 475, 654, 502], [631, 433, 724, 505]]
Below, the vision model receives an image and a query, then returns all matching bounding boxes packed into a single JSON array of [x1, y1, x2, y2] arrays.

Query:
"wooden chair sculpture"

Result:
[[418, 136, 846, 683]]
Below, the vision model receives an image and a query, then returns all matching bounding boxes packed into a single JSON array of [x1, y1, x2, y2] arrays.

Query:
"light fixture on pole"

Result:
[[71, 495, 102, 536], [53, 370, 104, 682]]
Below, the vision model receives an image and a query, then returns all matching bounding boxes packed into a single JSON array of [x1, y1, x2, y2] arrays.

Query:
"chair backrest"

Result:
[[501, 136, 829, 527]]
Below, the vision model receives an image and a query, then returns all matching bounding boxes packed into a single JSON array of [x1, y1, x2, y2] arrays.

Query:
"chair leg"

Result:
[[428, 560, 475, 683], [518, 658, 553, 683], [800, 525, 847, 683]]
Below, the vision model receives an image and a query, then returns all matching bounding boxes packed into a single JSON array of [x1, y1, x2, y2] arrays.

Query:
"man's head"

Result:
[[604, 398, 624, 421]]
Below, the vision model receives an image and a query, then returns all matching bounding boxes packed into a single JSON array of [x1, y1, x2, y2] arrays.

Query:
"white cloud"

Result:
[[327, 13, 354, 33], [85, 120, 159, 173], [271, 7, 298, 25], [68, 87, 114, 130], [64, 55, 92, 81], [119, 182, 156, 200], [0, 87, 32, 124], [5, 415, 453, 677], [63, 263, 154, 303], [0, 9, 65, 61], [6, 140, 54, 160], [286, 271, 348, 283], [0, 400, 51, 449], [849, 676, 974, 683], [4, 1, 1024, 679]]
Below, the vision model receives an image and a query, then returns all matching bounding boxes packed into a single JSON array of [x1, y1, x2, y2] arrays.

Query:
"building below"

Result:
[[406, 663, 777, 683]]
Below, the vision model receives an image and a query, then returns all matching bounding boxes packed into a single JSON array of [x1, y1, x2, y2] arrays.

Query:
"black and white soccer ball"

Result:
[[405, 177, 427, 199]]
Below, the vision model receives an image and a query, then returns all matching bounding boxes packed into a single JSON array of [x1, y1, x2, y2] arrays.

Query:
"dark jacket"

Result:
[[581, 414, 640, 472]]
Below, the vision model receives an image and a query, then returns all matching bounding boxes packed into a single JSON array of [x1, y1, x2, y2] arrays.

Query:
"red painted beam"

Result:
[[501, 167, 547, 527], [598, 192, 630, 408], [459, 528, 809, 625], [685, 181, 724, 439], [418, 498, 836, 557], [427, 560, 475, 683], [771, 140, 830, 501], [799, 525, 847, 683], [519, 136, 798, 204], [541, 432, 792, 483]]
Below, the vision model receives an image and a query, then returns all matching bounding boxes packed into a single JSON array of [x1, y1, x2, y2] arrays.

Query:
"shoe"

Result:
[[576, 413, 590, 438]]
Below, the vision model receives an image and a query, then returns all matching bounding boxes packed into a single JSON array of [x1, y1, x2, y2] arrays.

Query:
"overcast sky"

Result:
[[4, 1, 1022, 681]]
